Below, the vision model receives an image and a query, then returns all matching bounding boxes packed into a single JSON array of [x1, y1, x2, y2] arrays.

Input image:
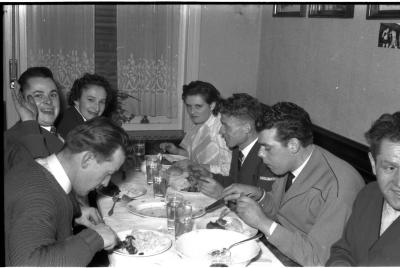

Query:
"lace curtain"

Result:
[[24, 5, 180, 120], [117, 5, 180, 119], [26, 5, 95, 105]]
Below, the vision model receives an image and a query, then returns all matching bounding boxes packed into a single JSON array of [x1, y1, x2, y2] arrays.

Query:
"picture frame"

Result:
[[366, 5, 400, 19], [308, 4, 354, 18], [272, 4, 306, 17]]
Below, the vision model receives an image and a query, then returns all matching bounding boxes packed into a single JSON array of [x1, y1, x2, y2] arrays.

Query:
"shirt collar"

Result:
[[36, 154, 72, 194], [240, 138, 258, 162], [74, 106, 87, 121], [291, 146, 314, 182], [40, 125, 52, 132]]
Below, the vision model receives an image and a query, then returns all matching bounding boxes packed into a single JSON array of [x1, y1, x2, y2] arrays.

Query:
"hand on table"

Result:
[[159, 142, 179, 154], [222, 183, 263, 202], [10, 86, 38, 121], [198, 176, 224, 199], [75, 206, 104, 228], [235, 195, 273, 232], [90, 223, 118, 250]]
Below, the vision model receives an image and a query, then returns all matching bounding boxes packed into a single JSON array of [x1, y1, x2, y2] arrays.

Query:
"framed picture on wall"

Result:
[[367, 5, 400, 19], [308, 4, 354, 18], [272, 4, 306, 17]]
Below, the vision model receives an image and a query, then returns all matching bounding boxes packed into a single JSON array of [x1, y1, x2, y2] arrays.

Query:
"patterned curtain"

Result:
[[26, 5, 95, 106], [117, 5, 180, 119]]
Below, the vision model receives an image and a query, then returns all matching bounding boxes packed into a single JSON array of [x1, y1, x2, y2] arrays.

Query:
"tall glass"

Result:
[[134, 140, 146, 171], [165, 193, 184, 232], [174, 201, 193, 238], [153, 170, 168, 197], [146, 155, 160, 185]]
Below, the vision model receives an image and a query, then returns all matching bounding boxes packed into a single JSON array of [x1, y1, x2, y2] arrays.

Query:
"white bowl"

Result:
[[175, 229, 260, 267]]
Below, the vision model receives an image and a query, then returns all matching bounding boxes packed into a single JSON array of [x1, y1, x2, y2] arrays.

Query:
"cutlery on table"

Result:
[[209, 231, 264, 257], [108, 194, 120, 216], [216, 208, 230, 226]]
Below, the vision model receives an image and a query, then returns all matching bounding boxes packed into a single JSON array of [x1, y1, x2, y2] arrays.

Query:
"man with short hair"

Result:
[[5, 117, 129, 266], [327, 111, 400, 266], [4, 66, 64, 173], [196, 93, 275, 199], [224, 102, 365, 266]]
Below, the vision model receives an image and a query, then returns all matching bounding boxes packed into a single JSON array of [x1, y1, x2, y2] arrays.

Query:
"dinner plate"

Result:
[[113, 229, 172, 257], [119, 186, 147, 199], [127, 199, 205, 218], [195, 216, 258, 237]]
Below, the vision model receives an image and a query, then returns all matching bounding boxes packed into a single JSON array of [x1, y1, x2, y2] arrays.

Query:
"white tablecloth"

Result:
[[97, 169, 283, 267]]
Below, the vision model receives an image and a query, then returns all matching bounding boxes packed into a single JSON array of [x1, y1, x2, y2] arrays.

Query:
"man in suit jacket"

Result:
[[327, 111, 400, 266], [196, 93, 275, 199], [5, 117, 128, 266], [224, 102, 365, 266], [4, 67, 64, 173]]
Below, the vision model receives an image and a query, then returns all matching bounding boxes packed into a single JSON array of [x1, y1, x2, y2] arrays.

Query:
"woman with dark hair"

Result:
[[160, 81, 231, 175], [56, 73, 115, 139]]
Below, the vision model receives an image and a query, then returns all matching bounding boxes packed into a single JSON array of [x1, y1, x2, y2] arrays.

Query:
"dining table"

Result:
[[97, 157, 285, 267]]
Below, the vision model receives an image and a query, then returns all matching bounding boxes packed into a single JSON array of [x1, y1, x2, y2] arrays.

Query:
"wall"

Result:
[[198, 5, 262, 98], [257, 5, 400, 144]]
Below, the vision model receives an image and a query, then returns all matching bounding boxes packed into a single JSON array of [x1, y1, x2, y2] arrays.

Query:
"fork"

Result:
[[216, 208, 230, 225], [108, 195, 120, 216]]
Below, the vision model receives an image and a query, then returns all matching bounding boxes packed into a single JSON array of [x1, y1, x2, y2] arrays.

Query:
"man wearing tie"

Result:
[[224, 102, 365, 266], [196, 93, 275, 198], [4, 67, 64, 173]]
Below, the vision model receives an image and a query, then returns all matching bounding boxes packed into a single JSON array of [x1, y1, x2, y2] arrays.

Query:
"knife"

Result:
[[204, 197, 226, 213], [204, 192, 253, 214]]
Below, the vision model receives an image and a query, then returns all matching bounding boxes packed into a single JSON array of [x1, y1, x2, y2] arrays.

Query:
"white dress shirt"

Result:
[[380, 201, 400, 236], [36, 154, 72, 194], [239, 138, 258, 164]]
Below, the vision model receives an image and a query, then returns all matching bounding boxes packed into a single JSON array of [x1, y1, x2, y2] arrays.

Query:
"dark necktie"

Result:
[[238, 150, 244, 170], [285, 172, 295, 192]]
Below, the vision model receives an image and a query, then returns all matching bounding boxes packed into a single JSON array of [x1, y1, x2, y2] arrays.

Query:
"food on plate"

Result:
[[206, 218, 244, 233], [116, 230, 171, 256], [180, 175, 200, 192], [116, 235, 138, 255]]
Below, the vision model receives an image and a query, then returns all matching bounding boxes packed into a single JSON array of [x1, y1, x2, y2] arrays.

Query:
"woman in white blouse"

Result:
[[160, 81, 231, 175]]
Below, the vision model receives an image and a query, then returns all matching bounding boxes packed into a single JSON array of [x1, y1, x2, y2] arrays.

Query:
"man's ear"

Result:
[[73, 100, 80, 108], [288, 138, 300, 154], [81, 151, 95, 169], [368, 152, 377, 176]]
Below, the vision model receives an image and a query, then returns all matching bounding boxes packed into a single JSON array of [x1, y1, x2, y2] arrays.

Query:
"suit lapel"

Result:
[[281, 147, 324, 205], [369, 202, 400, 253]]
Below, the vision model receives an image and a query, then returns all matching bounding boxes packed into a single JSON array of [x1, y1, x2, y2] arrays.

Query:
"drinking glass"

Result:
[[145, 155, 160, 185], [153, 170, 168, 197], [134, 140, 146, 171], [165, 193, 184, 231], [174, 201, 193, 238]]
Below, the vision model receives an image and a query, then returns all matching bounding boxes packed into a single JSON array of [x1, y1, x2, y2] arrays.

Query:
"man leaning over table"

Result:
[[327, 111, 400, 266], [193, 93, 276, 199], [223, 102, 365, 266], [5, 117, 128, 266]]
